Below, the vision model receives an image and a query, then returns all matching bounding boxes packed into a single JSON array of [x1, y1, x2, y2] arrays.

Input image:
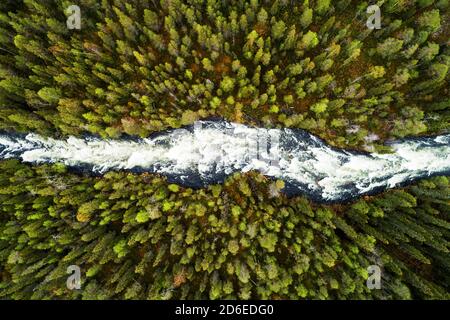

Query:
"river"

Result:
[[0, 120, 449, 203]]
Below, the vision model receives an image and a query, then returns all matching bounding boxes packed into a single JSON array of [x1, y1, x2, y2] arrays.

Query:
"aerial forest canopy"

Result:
[[0, 0, 449, 300]]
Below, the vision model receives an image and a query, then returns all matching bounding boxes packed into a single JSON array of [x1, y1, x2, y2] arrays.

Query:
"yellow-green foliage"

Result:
[[0, 160, 449, 299]]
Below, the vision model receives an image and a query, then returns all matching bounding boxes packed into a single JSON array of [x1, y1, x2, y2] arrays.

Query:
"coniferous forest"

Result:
[[0, 0, 449, 300]]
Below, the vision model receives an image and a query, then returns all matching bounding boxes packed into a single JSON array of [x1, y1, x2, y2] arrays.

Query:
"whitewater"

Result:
[[0, 120, 449, 203]]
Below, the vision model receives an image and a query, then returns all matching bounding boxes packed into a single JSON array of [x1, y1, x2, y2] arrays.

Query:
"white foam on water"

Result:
[[0, 120, 449, 202]]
